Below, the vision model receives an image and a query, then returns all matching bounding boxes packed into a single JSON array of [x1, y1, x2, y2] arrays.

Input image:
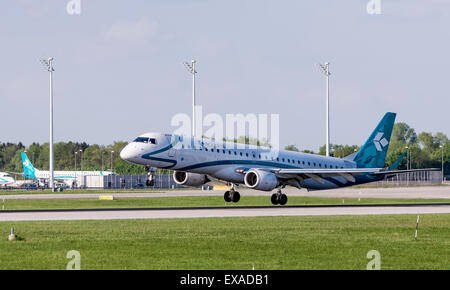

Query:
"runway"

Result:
[[1, 204, 450, 221], [1, 185, 449, 200]]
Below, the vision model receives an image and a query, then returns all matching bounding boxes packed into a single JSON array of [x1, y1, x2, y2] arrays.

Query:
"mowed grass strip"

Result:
[[0, 214, 449, 270], [0, 196, 450, 211]]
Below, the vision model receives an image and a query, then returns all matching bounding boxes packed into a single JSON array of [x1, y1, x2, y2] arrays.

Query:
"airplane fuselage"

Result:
[[120, 133, 383, 190]]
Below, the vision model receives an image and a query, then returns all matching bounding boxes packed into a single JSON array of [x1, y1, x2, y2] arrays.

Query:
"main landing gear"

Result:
[[271, 189, 288, 206], [224, 184, 240, 203]]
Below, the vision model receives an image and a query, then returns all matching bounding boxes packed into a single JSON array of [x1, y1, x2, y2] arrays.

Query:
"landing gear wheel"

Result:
[[279, 194, 288, 206], [224, 191, 232, 202], [232, 191, 240, 203], [271, 193, 279, 205], [146, 179, 154, 187]]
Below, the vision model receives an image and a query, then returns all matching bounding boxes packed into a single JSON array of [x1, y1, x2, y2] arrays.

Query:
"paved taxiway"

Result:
[[1, 186, 449, 221], [1, 186, 450, 200], [1, 204, 450, 221]]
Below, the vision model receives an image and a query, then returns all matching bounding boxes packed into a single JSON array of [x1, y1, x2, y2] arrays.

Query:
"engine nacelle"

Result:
[[244, 169, 278, 191], [173, 171, 209, 187]]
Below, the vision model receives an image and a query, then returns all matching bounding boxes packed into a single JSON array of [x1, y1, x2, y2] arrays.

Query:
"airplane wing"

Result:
[[236, 167, 440, 185], [273, 167, 440, 183], [271, 168, 383, 184]]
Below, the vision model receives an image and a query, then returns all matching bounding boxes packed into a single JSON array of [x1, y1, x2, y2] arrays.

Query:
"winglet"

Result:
[[388, 152, 407, 170]]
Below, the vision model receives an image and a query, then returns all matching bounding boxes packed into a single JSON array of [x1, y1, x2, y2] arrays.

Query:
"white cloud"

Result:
[[105, 17, 158, 42]]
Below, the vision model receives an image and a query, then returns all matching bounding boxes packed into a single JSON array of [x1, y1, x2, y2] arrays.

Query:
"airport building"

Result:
[[79, 174, 186, 190]]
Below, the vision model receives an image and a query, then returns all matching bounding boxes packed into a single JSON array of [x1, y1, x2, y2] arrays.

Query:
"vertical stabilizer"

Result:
[[354, 112, 396, 168]]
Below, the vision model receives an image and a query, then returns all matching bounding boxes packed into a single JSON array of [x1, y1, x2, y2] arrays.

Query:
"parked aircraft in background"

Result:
[[0, 172, 35, 188], [21, 152, 114, 188]]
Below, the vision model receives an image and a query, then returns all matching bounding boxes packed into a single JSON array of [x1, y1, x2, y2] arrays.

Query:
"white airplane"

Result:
[[0, 172, 16, 188], [21, 152, 115, 188], [0, 172, 35, 188], [120, 112, 433, 205]]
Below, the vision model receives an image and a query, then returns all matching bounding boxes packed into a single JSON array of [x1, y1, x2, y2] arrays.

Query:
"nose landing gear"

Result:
[[145, 166, 157, 187]]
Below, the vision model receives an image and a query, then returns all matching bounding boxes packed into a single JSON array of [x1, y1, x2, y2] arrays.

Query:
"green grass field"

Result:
[[0, 214, 449, 270], [0, 196, 449, 211]]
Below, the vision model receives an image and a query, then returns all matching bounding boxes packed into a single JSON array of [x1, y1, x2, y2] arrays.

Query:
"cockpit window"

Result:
[[133, 137, 157, 144], [133, 137, 149, 143]]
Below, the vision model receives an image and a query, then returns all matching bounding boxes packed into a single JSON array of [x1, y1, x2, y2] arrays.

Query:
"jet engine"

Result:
[[244, 169, 278, 191], [173, 171, 209, 187]]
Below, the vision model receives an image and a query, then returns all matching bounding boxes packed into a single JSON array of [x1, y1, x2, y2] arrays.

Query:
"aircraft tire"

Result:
[[224, 191, 232, 202], [271, 193, 279, 205], [279, 194, 288, 206], [232, 191, 240, 203]]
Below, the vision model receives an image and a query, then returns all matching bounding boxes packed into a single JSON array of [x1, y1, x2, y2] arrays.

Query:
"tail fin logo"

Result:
[[23, 160, 30, 167], [373, 132, 389, 152]]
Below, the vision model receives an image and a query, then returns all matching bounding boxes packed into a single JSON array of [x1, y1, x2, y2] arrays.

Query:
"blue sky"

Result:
[[1, 0, 449, 151]]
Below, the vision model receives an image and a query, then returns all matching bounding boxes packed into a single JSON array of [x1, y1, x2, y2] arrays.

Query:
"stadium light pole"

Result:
[[41, 57, 55, 192], [110, 150, 114, 172], [319, 62, 330, 157], [102, 151, 105, 171], [79, 149, 83, 172], [441, 144, 444, 183], [74, 151, 78, 171], [405, 146, 410, 184], [183, 60, 197, 137]]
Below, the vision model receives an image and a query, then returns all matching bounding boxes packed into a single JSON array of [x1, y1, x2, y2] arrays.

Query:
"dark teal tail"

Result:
[[354, 112, 396, 168]]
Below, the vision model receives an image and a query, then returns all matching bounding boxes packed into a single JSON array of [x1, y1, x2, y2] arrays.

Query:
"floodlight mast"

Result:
[[41, 57, 55, 191], [184, 60, 197, 137], [320, 62, 330, 157]]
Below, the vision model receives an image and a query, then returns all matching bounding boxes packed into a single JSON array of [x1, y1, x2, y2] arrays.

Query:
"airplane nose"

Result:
[[120, 145, 134, 161]]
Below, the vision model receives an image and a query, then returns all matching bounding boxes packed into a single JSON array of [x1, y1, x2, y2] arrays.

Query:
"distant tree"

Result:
[[284, 145, 299, 152], [318, 144, 359, 158]]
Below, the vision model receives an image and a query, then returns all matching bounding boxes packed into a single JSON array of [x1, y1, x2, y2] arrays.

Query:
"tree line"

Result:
[[0, 122, 448, 176]]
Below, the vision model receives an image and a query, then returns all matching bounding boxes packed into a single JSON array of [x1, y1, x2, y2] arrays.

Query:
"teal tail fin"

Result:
[[21, 152, 37, 179], [354, 112, 396, 168]]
